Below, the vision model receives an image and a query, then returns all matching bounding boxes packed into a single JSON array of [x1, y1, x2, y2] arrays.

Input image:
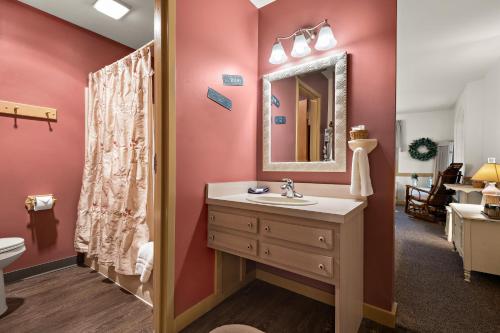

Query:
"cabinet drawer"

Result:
[[208, 230, 257, 256], [208, 211, 258, 234], [260, 242, 333, 279], [261, 219, 333, 250]]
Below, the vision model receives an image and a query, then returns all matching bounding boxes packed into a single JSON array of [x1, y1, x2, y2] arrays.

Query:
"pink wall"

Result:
[[258, 0, 397, 310], [271, 77, 296, 161], [0, 1, 132, 272], [175, 0, 259, 315]]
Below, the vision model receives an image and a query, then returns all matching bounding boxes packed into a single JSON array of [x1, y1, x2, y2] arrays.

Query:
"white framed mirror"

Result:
[[262, 52, 347, 172]]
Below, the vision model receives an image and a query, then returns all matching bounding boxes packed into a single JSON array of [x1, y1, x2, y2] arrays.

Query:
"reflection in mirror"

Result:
[[271, 67, 335, 162]]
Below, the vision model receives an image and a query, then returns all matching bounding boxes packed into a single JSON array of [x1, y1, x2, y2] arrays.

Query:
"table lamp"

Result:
[[471, 158, 500, 206]]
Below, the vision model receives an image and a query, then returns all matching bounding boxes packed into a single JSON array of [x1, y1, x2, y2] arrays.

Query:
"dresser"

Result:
[[450, 203, 500, 282]]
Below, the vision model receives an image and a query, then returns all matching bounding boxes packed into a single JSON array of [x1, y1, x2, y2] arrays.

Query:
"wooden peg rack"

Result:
[[0, 100, 57, 121]]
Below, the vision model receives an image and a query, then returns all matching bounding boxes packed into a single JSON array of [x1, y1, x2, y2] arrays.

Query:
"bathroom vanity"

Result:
[[206, 181, 366, 333]]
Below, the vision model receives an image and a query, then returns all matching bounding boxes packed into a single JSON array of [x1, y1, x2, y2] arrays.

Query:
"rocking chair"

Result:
[[405, 163, 463, 222]]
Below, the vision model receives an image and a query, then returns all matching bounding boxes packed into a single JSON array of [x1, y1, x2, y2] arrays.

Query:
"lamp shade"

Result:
[[268, 41, 288, 65], [472, 163, 500, 182], [291, 34, 311, 58], [315, 24, 337, 51]]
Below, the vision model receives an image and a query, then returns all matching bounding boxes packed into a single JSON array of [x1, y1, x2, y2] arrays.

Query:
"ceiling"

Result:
[[249, 0, 275, 8], [397, 0, 500, 113], [20, 0, 154, 49]]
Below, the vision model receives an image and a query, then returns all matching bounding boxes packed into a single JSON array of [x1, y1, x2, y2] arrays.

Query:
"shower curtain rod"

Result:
[[90, 40, 155, 76]]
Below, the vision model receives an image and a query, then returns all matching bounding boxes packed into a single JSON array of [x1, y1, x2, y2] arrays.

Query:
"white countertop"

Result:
[[206, 183, 367, 223], [444, 184, 483, 193], [450, 203, 499, 222]]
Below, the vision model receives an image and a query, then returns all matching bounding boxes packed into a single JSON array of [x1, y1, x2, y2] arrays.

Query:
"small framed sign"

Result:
[[222, 74, 244, 86], [271, 95, 280, 108], [207, 88, 232, 110], [275, 116, 286, 125]]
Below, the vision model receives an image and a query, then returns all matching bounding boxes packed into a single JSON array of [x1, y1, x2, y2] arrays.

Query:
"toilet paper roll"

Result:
[[34, 195, 54, 211]]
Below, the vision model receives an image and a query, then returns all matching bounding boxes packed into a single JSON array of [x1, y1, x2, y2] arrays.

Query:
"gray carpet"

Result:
[[395, 207, 500, 332]]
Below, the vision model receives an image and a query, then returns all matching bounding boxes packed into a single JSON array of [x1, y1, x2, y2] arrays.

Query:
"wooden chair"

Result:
[[405, 163, 463, 222]]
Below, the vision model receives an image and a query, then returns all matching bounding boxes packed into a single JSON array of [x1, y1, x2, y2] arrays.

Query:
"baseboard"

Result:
[[255, 269, 397, 328], [174, 270, 256, 332], [363, 302, 398, 328], [174, 268, 397, 330], [4, 256, 77, 284]]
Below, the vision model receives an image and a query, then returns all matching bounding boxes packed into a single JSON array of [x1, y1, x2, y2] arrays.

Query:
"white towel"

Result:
[[135, 241, 154, 283], [350, 147, 374, 197]]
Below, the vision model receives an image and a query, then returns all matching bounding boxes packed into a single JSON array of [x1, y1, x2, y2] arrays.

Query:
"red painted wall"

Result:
[[175, 0, 259, 315], [258, 0, 397, 310], [0, 1, 132, 272]]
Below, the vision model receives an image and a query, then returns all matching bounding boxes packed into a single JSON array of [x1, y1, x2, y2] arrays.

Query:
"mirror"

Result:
[[263, 52, 347, 172]]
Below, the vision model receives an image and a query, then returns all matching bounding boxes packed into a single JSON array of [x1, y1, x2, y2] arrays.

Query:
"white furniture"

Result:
[[206, 181, 366, 333], [450, 203, 500, 282], [444, 184, 483, 204], [0, 237, 25, 315]]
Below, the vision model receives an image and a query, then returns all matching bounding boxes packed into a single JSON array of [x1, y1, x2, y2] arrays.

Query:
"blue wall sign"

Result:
[[271, 95, 280, 108], [207, 88, 232, 111], [223, 74, 244, 86], [275, 116, 286, 125]]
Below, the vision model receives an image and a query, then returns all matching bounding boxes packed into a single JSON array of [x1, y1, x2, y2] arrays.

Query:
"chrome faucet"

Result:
[[281, 178, 303, 198]]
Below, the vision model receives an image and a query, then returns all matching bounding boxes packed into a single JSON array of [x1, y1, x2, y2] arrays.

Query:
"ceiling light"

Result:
[[268, 19, 338, 64], [291, 34, 311, 58], [315, 23, 337, 51], [94, 0, 130, 20], [269, 41, 288, 65]]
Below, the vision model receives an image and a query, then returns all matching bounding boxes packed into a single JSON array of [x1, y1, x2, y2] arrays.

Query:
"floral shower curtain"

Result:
[[75, 45, 153, 275]]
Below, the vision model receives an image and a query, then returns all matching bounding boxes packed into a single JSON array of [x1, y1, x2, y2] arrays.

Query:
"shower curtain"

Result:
[[74, 45, 153, 275]]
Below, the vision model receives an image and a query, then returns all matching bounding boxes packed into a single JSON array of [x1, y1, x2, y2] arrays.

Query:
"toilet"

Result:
[[0, 237, 25, 315]]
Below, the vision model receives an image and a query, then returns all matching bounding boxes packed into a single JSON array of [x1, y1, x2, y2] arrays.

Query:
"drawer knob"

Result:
[[264, 249, 270, 255], [209, 235, 215, 241], [264, 226, 270, 232], [209, 215, 215, 222], [247, 244, 253, 250], [318, 264, 325, 271], [247, 222, 253, 229], [318, 236, 325, 243]]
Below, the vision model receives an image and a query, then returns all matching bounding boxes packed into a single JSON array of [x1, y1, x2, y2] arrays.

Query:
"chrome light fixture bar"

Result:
[[268, 19, 337, 65]]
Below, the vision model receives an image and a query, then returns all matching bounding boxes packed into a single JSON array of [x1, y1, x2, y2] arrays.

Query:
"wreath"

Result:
[[408, 138, 438, 161]]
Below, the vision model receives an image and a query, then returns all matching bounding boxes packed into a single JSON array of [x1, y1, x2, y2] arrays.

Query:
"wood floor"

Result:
[[181, 280, 397, 333], [0, 266, 153, 333]]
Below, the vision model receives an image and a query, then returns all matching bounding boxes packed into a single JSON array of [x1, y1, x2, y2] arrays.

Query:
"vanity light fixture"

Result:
[[269, 41, 288, 65], [268, 19, 337, 64], [291, 34, 311, 58], [94, 0, 130, 20]]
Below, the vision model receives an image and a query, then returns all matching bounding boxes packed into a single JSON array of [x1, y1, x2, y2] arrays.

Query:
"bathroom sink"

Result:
[[246, 195, 318, 206]]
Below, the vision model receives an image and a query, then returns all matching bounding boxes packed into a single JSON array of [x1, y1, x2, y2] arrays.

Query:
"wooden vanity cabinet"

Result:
[[207, 205, 364, 333]]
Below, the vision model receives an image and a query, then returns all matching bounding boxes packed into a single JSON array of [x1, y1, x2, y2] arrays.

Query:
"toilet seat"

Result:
[[0, 237, 25, 254]]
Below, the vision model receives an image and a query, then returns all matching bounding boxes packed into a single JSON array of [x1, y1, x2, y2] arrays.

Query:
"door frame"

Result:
[[295, 77, 322, 162], [153, 0, 176, 331]]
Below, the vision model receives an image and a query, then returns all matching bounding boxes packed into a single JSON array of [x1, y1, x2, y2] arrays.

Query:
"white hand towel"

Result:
[[135, 241, 154, 283], [350, 147, 374, 197]]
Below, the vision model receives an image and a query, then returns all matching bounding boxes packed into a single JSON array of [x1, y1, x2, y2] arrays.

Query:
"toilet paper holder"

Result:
[[25, 194, 57, 211]]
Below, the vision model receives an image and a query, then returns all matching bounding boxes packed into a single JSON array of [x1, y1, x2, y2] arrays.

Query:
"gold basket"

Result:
[[350, 130, 368, 140]]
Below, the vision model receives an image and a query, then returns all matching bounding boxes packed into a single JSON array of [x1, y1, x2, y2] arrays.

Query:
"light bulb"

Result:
[[291, 34, 311, 58], [268, 41, 288, 65], [315, 23, 337, 51]]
